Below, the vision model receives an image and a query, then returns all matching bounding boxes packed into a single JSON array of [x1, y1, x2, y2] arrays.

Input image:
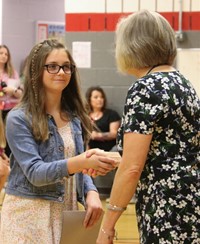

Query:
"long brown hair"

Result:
[[0, 44, 16, 78], [18, 39, 92, 143]]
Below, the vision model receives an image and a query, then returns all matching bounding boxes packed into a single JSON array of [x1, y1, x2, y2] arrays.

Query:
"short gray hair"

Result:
[[115, 10, 177, 73]]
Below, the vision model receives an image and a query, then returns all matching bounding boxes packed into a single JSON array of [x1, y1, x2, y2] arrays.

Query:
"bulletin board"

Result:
[[176, 48, 200, 97], [72, 42, 91, 68], [36, 21, 65, 44]]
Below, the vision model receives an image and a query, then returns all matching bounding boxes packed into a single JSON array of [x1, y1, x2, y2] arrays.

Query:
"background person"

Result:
[[0, 39, 117, 243], [0, 44, 22, 156], [97, 10, 200, 244], [86, 86, 121, 152], [86, 86, 121, 196]]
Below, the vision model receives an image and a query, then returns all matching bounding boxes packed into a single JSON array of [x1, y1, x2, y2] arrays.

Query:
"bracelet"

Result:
[[107, 203, 127, 212], [101, 228, 116, 240]]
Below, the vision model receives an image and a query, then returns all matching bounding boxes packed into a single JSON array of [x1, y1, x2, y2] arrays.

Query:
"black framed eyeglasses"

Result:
[[44, 64, 75, 74]]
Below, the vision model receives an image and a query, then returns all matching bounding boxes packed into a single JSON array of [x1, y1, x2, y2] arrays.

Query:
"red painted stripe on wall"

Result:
[[65, 12, 200, 32]]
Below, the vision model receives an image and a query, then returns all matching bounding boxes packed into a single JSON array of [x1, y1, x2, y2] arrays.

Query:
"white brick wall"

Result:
[[123, 0, 139, 12], [65, 0, 105, 13], [174, 0, 190, 11], [140, 0, 156, 11], [157, 0, 173, 12], [192, 0, 200, 11], [65, 0, 197, 13], [107, 0, 122, 13]]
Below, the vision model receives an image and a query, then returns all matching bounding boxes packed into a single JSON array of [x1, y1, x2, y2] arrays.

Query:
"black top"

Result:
[[88, 109, 121, 151]]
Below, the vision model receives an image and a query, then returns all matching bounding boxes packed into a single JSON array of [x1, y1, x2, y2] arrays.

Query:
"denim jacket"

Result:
[[5, 107, 97, 204]]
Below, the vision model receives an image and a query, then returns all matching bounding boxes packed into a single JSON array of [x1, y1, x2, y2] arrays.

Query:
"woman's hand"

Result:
[[82, 168, 98, 178], [82, 150, 121, 177], [83, 191, 103, 228], [91, 131, 105, 141], [67, 148, 116, 175], [85, 149, 116, 174], [82, 149, 119, 177]]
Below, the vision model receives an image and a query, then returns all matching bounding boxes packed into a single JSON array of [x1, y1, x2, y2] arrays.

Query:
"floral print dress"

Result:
[[117, 71, 200, 244], [1, 122, 78, 244]]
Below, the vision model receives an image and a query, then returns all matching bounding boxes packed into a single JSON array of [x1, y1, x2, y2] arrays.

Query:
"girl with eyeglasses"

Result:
[[0, 39, 118, 243]]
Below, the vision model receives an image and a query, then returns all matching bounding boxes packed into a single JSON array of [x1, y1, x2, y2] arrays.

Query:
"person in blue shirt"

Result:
[[0, 39, 117, 243]]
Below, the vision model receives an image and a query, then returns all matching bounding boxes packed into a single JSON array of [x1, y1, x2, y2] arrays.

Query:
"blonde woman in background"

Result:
[[0, 44, 22, 156]]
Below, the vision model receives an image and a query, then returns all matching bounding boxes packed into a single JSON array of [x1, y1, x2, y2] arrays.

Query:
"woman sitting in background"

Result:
[[86, 86, 121, 197], [86, 86, 121, 152]]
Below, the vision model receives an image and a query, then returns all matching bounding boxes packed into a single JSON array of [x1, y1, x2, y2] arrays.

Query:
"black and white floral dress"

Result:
[[117, 71, 200, 244]]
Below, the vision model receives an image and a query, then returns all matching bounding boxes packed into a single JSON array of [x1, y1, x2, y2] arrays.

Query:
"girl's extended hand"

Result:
[[91, 131, 105, 141], [82, 149, 120, 177], [67, 149, 118, 175], [85, 149, 115, 176]]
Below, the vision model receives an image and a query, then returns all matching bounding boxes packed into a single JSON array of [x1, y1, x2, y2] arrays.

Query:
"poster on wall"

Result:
[[72, 42, 91, 68], [36, 21, 65, 44]]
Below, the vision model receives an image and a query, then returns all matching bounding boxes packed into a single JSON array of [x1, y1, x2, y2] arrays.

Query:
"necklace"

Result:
[[91, 112, 102, 121], [146, 65, 158, 76], [145, 64, 165, 76]]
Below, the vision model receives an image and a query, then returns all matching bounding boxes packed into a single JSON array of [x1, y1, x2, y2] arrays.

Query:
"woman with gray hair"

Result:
[[97, 10, 200, 244]]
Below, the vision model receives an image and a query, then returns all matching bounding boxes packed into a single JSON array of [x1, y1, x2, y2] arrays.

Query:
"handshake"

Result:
[[81, 149, 121, 178]]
